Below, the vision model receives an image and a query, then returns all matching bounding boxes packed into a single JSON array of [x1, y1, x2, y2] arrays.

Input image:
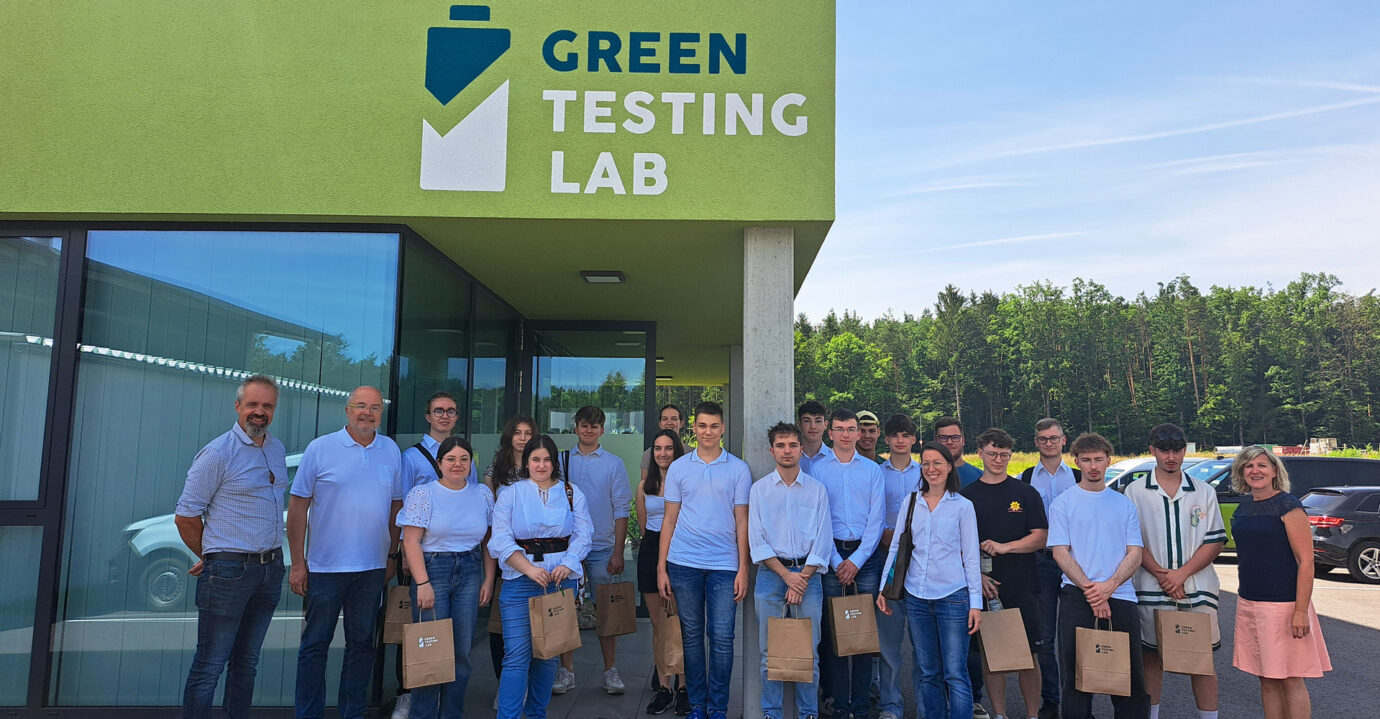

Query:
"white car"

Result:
[[118, 452, 301, 611]]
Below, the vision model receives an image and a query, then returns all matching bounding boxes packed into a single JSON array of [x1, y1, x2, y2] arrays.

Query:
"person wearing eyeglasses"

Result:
[[392, 391, 469, 719], [934, 417, 982, 488], [175, 375, 288, 719], [962, 428, 1049, 719], [812, 408, 886, 719], [288, 386, 405, 719], [1018, 418, 1081, 719]]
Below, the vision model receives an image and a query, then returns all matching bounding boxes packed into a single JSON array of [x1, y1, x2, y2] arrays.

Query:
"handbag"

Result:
[[882, 492, 917, 601]]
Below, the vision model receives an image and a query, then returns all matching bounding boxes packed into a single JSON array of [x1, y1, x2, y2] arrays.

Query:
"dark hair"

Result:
[[491, 413, 537, 489], [797, 400, 827, 420], [437, 436, 475, 466], [917, 440, 962, 494], [884, 413, 917, 437], [694, 400, 724, 420], [426, 391, 457, 412], [1070, 432, 1115, 458], [659, 403, 684, 423], [829, 408, 858, 427], [767, 421, 804, 445], [1034, 417, 1062, 433], [1148, 423, 1187, 451], [644, 428, 685, 495], [976, 427, 1014, 451], [933, 416, 963, 435], [520, 434, 563, 480], [574, 405, 606, 427]]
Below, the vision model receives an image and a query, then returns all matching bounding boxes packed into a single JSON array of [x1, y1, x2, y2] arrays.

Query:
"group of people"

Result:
[[173, 375, 1331, 719]]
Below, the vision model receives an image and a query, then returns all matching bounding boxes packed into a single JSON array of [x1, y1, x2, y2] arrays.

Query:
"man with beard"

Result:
[[175, 375, 289, 719]]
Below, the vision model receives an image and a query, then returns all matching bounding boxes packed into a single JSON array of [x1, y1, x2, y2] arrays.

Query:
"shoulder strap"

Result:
[[901, 491, 917, 535], [564, 478, 574, 510], [1072, 467, 1082, 483], [412, 442, 442, 479], [1020, 466, 1034, 484]]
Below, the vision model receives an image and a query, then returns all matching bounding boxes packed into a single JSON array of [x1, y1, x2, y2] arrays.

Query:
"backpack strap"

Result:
[[1020, 466, 1034, 484], [412, 442, 442, 479], [1072, 467, 1082, 483]]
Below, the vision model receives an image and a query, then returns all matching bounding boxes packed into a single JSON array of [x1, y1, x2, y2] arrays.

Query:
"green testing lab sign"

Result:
[[1, 1, 835, 222]]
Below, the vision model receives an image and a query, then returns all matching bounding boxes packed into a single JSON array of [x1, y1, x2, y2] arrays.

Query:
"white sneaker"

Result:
[[879, 711, 900, 719], [552, 666, 575, 695], [390, 692, 411, 719], [973, 702, 992, 719], [603, 666, 626, 694]]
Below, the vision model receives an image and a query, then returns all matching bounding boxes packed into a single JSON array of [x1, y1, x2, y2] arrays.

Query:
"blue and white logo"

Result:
[[421, 5, 510, 192]]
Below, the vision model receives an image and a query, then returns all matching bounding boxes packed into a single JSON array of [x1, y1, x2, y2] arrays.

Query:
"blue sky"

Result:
[[795, 2, 1380, 320]]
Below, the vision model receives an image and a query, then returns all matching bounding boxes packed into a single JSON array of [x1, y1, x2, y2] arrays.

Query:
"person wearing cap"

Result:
[[856, 410, 885, 465], [1124, 423, 1225, 719]]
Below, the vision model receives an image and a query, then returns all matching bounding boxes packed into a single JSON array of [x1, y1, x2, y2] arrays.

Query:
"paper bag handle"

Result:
[[1094, 617, 1111, 632]]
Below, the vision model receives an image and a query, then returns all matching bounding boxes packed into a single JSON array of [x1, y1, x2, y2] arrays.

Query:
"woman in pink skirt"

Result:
[[1228, 446, 1331, 719]]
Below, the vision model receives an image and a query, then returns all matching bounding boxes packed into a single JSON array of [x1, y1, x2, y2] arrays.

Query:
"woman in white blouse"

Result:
[[487, 434, 593, 719], [876, 441, 982, 719], [399, 436, 497, 719]]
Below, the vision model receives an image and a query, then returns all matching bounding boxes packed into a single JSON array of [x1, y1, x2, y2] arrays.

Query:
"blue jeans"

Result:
[[905, 588, 973, 719], [755, 565, 822, 719], [497, 576, 578, 719], [821, 547, 882, 716], [183, 555, 284, 719], [667, 561, 738, 714], [874, 575, 907, 717], [410, 549, 485, 719], [1034, 551, 1062, 705], [295, 568, 386, 719]]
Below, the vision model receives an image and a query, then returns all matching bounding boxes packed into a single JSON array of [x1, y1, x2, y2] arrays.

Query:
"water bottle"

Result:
[[981, 550, 993, 574], [988, 594, 1003, 611]]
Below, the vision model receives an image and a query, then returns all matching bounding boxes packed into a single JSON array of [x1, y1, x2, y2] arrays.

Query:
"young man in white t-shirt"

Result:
[[1049, 433, 1150, 719]]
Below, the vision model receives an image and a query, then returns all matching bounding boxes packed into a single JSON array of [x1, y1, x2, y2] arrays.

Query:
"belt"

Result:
[[204, 547, 282, 564], [834, 538, 861, 553], [777, 556, 811, 568], [516, 536, 570, 561], [1036, 548, 1054, 559]]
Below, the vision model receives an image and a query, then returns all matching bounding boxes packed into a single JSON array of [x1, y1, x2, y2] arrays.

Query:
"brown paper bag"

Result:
[[596, 581, 638, 637], [979, 607, 1035, 673], [402, 615, 455, 689], [529, 586, 581, 660], [1075, 619, 1130, 696], [829, 589, 879, 657], [486, 578, 503, 634], [382, 585, 412, 645], [767, 606, 815, 683], [1156, 607, 1215, 676], [656, 597, 685, 677]]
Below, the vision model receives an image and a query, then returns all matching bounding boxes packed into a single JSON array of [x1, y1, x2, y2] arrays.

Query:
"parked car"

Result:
[[1304, 486, 1380, 583], [118, 452, 301, 610], [1110, 457, 1207, 492], [1105, 456, 1152, 484], [1212, 456, 1380, 551]]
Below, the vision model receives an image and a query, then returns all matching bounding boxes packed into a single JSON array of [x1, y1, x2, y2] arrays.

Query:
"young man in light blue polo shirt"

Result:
[[287, 386, 404, 719], [555, 405, 633, 695], [657, 401, 751, 719]]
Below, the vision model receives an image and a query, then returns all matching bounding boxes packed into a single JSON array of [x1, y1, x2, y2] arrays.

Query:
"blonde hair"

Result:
[[1229, 445, 1291, 494]]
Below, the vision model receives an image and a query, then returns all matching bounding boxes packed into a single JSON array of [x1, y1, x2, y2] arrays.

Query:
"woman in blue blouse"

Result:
[[1229, 446, 1330, 719], [399, 436, 497, 719], [877, 441, 982, 719], [487, 434, 593, 719]]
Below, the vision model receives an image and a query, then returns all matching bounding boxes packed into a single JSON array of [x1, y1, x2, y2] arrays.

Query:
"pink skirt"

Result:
[[1233, 597, 1332, 679]]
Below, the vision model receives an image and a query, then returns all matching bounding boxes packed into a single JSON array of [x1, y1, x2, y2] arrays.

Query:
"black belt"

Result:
[[1037, 548, 1054, 558], [834, 538, 861, 554], [204, 547, 282, 564], [517, 536, 570, 561], [777, 556, 811, 568]]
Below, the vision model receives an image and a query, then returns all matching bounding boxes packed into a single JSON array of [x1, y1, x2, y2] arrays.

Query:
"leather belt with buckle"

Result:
[[204, 547, 282, 564]]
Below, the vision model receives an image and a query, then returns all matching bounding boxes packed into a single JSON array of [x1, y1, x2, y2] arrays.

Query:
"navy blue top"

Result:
[[1232, 492, 1304, 602]]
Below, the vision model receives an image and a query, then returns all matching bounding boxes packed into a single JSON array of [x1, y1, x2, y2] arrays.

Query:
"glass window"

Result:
[[395, 236, 471, 448], [0, 235, 61, 501], [0, 526, 42, 705], [51, 229, 398, 706], [470, 289, 517, 468]]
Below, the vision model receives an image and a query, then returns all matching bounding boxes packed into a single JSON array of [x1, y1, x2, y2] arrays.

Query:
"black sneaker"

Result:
[[1038, 701, 1060, 719], [674, 687, 691, 716], [647, 688, 675, 715]]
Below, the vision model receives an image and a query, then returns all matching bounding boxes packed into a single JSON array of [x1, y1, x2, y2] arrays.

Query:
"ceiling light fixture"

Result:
[[580, 270, 625, 284], [656, 375, 673, 381]]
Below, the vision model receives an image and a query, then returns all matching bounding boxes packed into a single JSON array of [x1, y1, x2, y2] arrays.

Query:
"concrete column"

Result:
[[729, 345, 745, 456], [740, 226, 795, 719]]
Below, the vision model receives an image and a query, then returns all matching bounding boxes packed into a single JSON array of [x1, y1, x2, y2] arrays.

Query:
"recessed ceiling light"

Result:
[[656, 375, 673, 381], [613, 341, 642, 347], [655, 356, 665, 363], [581, 270, 625, 284]]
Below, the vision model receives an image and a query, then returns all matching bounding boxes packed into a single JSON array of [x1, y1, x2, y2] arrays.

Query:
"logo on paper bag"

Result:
[[422, 5, 511, 191], [547, 606, 564, 618], [1174, 623, 1196, 635], [417, 634, 441, 648], [1094, 643, 1115, 654], [843, 609, 863, 621]]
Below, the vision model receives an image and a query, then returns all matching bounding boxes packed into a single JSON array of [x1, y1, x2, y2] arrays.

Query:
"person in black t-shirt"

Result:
[[963, 428, 1050, 719]]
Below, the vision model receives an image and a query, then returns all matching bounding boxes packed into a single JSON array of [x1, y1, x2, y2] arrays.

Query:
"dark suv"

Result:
[[1211, 456, 1380, 549], [1304, 487, 1380, 583]]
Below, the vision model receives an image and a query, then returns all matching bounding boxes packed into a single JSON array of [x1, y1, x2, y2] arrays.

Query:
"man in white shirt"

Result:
[[1050, 433, 1150, 719], [749, 422, 834, 719], [287, 386, 404, 719], [555, 406, 633, 695], [797, 400, 832, 476]]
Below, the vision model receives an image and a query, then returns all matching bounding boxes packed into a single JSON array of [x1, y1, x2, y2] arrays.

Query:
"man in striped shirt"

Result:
[[1124, 423, 1226, 719]]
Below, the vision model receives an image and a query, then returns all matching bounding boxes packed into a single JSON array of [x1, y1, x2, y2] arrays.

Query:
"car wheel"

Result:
[[1347, 540, 1380, 584], [139, 551, 193, 610]]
